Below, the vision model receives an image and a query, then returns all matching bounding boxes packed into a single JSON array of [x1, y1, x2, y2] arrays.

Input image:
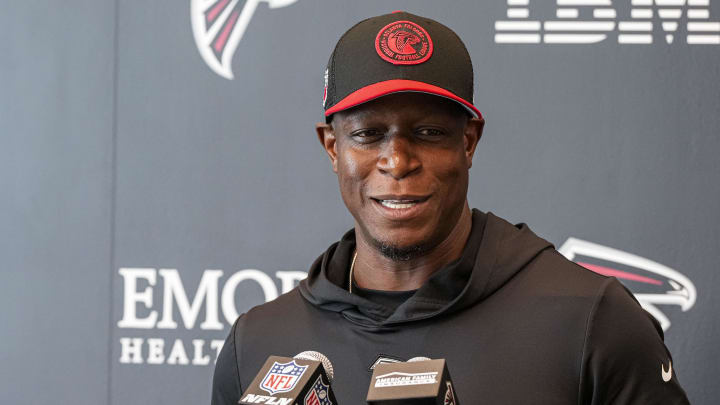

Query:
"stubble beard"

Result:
[[375, 239, 429, 261]]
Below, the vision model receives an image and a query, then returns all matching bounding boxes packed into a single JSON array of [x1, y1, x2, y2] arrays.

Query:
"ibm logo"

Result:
[[495, 0, 720, 44]]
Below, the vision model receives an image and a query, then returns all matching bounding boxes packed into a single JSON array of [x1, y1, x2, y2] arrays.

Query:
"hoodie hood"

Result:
[[298, 210, 553, 327]]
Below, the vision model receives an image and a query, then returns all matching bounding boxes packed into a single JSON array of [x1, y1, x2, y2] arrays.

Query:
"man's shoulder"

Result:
[[238, 286, 339, 330], [526, 247, 610, 292], [518, 247, 664, 346], [482, 211, 609, 295], [244, 288, 307, 320], [483, 214, 611, 301]]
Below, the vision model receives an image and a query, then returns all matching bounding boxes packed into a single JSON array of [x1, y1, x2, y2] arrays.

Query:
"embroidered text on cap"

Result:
[[375, 20, 433, 65]]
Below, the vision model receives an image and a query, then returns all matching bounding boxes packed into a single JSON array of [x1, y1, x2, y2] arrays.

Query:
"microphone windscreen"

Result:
[[295, 350, 335, 382]]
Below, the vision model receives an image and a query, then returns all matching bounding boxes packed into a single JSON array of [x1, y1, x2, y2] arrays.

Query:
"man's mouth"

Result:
[[370, 195, 431, 211], [377, 200, 419, 209]]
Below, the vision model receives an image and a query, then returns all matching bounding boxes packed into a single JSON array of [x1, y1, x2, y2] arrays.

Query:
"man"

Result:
[[212, 11, 689, 404]]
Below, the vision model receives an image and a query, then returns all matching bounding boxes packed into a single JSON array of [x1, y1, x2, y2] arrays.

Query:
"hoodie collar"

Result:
[[298, 210, 553, 327]]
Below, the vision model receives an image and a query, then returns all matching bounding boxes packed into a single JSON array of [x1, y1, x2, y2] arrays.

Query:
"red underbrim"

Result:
[[325, 79, 482, 119]]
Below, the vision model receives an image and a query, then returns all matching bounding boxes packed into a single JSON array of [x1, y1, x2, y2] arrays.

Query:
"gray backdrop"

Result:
[[2, 0, 718, 404]]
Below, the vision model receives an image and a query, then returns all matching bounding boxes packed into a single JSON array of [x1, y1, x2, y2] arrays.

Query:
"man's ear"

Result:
[[463, 117, 484, 169], [315, 122, 338, 173]]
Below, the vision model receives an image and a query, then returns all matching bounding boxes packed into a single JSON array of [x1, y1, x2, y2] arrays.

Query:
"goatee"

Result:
[[377, 241, 427, 261]]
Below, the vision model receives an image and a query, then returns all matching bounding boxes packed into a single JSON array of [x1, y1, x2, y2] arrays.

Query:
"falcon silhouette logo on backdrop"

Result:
[[191, 0, 298, 79], [559, 238, 697, 331]]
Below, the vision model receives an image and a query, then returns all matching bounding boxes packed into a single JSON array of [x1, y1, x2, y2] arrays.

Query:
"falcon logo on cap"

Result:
[[375, 21, 433, 65]]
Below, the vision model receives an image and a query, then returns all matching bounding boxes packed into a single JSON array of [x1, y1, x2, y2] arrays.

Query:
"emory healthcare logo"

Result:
[[260, 360, 309, 395], [559, 238, 697, 331], [495, 0, 720, 45], [191, 0, 298, 79]]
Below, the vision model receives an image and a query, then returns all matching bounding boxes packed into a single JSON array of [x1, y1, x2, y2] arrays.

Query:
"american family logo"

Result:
[[495, 0, 720, 45], [115, 239, 696, 366], [191, 0, 298, 79], [374, 371, 439, 387]]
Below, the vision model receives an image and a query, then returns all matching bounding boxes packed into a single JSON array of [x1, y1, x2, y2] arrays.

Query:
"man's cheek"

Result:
[[427, 160, 463, 183], [337, 171, 362, 208]]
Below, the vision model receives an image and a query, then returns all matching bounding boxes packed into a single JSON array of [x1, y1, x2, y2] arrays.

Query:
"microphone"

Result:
[[239, 350, 338, 405], [366, 358, 459, 405]]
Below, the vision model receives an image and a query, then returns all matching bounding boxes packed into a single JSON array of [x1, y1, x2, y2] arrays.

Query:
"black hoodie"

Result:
[[212, 210, 689, 404]]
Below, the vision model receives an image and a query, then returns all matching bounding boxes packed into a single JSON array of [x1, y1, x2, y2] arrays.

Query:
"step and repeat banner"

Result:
[[2, 0, 719, 404]]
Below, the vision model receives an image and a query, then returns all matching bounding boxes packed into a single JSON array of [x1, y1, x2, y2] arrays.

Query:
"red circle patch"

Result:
[[375, 20, 433, 65]]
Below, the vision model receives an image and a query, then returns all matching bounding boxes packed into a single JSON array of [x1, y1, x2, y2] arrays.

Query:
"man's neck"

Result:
[[352, 204, 473, 291]]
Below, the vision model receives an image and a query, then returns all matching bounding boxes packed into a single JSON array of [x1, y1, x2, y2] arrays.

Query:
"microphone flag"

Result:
[[366, 358, 459, 405], [239, 355, 337, 405]]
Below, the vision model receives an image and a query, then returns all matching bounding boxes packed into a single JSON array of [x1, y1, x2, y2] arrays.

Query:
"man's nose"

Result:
[[376, 135, 421, 179]]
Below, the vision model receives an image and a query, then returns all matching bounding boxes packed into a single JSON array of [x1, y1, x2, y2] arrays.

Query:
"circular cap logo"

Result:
[[375, 20, 433, 65]]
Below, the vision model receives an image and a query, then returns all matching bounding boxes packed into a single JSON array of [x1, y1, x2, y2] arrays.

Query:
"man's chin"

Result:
[[357, 220, 437, 261], [374, 240, 429, 262]]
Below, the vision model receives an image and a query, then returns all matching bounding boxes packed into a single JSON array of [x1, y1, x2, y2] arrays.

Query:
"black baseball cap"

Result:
[[322, 11, 481, 120]]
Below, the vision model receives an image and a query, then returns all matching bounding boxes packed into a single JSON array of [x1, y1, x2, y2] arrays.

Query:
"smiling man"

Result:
[[212, 12, 689, 404], [320, 92, 481, 293]]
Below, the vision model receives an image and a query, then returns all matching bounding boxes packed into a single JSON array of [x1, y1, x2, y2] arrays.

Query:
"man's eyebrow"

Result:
[[334, 112, 378, 129]]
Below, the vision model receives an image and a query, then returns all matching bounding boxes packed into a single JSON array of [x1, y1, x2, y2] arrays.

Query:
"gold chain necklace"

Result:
[[348, 250, 358, 293]]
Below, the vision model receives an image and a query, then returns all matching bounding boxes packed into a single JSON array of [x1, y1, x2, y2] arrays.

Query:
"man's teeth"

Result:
[[379, 200, 418, 209]]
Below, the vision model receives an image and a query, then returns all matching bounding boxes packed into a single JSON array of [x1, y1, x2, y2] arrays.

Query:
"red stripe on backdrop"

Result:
[[577, 262, 663, 285]]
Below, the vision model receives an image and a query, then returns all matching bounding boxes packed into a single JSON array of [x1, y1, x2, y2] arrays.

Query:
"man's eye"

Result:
[[417, 128, 445, 137], [351, 129, 383, 139]]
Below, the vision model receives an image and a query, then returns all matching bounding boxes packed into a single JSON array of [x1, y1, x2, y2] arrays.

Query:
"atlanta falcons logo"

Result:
[[559, 238, 697, 332], [388, 31, 421, 55], [191, 0, 298, 79]]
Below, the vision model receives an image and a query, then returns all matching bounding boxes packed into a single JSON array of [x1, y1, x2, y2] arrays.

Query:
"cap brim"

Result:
[[324, 79, 481, 119]]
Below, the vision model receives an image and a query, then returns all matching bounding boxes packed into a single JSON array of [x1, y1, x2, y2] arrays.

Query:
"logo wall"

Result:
[[495, 0, 720, 45], [116, 268, 307, 366], [191, 0, 298, 79], [193, 1, 720, 79], [559, 238, 697, 331], [115, 238, 696, 367]]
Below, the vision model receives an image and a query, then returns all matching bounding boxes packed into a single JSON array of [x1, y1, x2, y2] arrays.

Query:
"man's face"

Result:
[[317, 93, 483, 258]]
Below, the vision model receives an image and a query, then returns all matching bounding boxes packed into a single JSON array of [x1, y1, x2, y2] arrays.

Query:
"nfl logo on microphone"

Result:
[[304, 376, 333, 405], [260, 360, 309, 395]]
